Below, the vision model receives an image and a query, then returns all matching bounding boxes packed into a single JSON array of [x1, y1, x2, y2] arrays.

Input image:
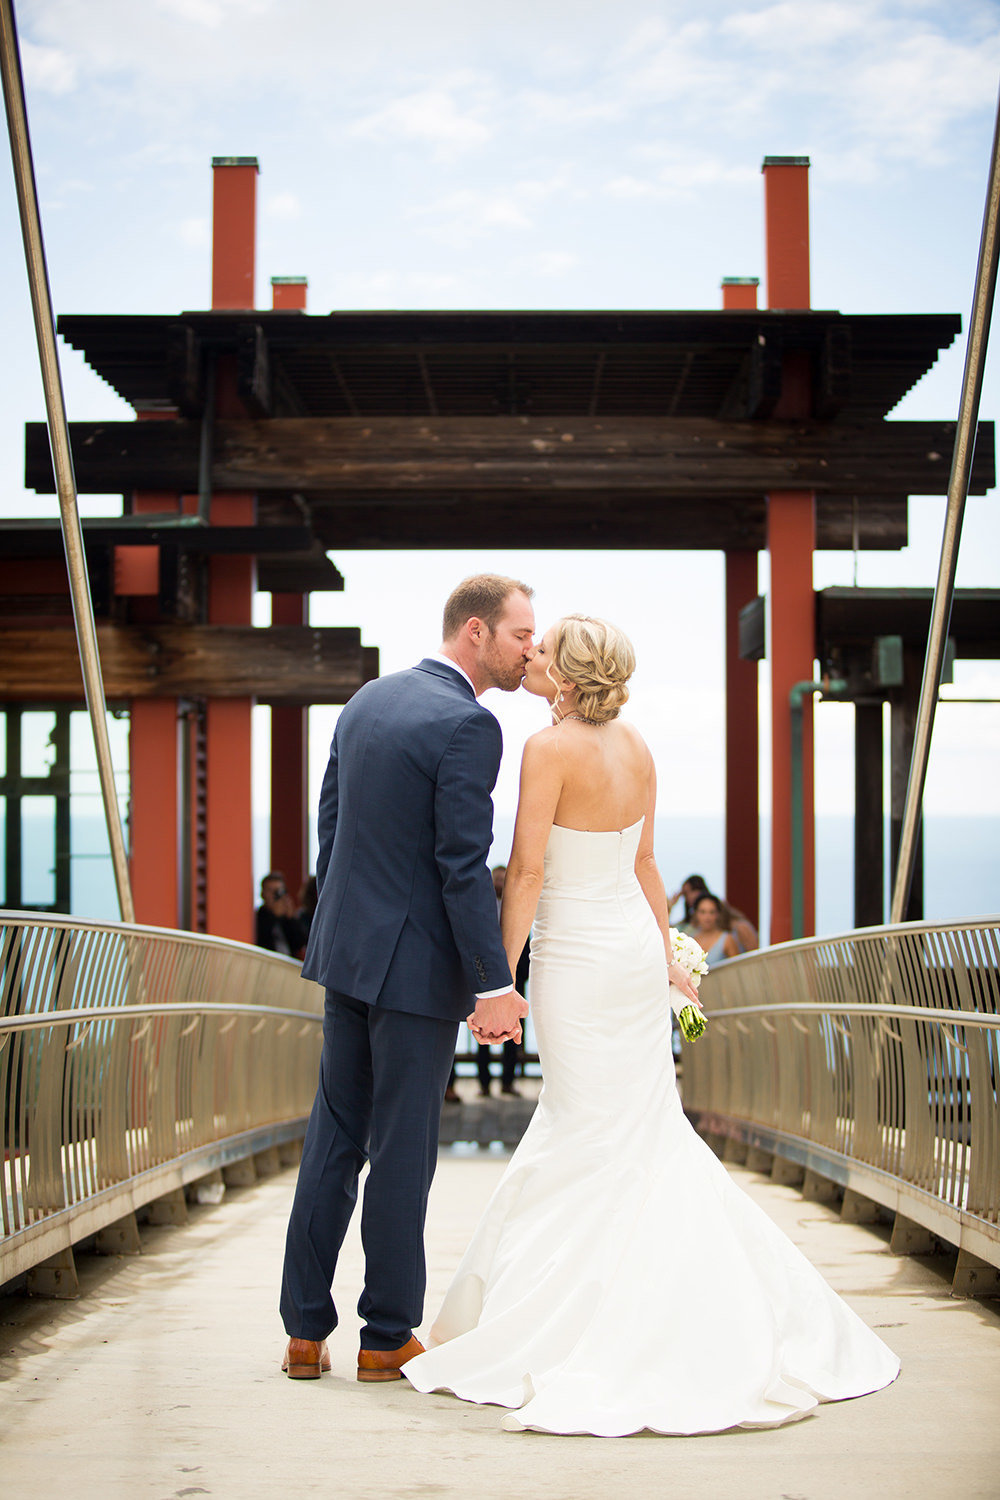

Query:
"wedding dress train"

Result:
[[404, 819, 899, 1436]]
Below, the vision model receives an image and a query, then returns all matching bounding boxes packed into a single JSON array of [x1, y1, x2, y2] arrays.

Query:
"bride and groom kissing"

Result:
[[278, 573, 898, 1436]]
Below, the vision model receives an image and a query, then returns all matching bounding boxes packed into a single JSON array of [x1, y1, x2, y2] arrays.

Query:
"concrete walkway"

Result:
[[2, 1145, 999, 1500]]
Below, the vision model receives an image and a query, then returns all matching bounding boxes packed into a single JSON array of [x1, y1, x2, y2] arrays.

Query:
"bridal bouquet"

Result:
[[669, 928, 709, 1042]]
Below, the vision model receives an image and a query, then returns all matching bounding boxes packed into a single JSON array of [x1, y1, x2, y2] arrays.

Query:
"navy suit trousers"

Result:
[[279, 990, 458, 1349]]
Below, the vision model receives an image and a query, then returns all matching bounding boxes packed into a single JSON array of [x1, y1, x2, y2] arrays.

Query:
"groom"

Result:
[[279, 574, 534, 1382]]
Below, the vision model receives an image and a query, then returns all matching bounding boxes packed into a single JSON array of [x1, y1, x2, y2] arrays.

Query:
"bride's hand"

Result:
[[667, 961, 701, 1006]]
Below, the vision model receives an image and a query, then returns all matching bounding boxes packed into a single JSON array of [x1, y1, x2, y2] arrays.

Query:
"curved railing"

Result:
[[0, 914, 323, 1289], [683, 918, 1000, 1293]]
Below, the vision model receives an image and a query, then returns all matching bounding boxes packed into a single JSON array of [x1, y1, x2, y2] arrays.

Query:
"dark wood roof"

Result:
[[56, 309, 961, 422], [27, 307, 986, 556], [817, 587, 1000, 657]]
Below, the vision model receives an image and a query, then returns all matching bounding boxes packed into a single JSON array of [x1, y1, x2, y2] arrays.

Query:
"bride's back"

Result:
[[550, 718, 651, 833]]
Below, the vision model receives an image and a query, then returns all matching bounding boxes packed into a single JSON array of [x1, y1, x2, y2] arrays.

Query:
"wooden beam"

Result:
[[0, 625, 378, 705], [817, 586, 1000, 653], [302, 494, 908, 552], [25, 416, 995, 497]]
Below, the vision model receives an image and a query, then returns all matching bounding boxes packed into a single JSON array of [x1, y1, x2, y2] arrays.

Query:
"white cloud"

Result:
[[349, 87, 492, 154], [605, 153, 756, 201], [154, 0, 271, 25], [177, 216, 209, 246], [268, 192, 301, 220], [518, 87, 623, 127], [722, 0, 867, 47], [21, 40, 77, 94], [330, 268, 463, 305], [846, 31, 1000, 164], [412, 177, 572, 245], [516, 250, 580, 276]]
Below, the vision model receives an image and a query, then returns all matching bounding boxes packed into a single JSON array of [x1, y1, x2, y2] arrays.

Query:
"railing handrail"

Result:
[[703, 1001, 1000, 1027], [0, 908, 307, 964], [1, 914, 324, 1290], [0, 1003, 323, 1032], [708, 912, 1000, 963], [683, 916, 1000, 1292]]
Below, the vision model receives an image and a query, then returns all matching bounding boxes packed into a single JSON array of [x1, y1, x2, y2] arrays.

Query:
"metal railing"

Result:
[[683, 918, 1000, 1289], [1, 914, 323, 1287]]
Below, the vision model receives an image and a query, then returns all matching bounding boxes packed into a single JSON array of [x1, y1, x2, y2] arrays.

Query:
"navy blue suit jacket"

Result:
[[301, 658, 512, 1022]]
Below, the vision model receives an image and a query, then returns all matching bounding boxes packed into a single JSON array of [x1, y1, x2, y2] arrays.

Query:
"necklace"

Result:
[[553, 711, 603, 726]]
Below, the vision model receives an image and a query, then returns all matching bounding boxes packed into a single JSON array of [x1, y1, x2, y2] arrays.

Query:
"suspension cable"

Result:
[[0, 0, 135, 922]]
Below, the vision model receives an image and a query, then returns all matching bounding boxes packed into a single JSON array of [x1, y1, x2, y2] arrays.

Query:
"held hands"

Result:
[[467, 989, 528, 1046]]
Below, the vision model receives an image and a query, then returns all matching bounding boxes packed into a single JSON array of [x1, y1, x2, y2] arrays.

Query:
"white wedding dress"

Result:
[[404, 819, 899, 1436]]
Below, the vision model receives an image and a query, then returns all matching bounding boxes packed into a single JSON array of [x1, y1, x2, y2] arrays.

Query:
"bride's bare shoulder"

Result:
[[617, 717, 652, 755], [522, 725, 562, 757]]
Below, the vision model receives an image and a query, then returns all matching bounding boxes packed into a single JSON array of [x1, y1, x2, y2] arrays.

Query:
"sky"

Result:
[[2, 0, 999, 926]]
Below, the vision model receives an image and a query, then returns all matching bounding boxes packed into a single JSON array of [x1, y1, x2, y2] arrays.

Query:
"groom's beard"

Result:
[[480, 634, 526, 693]]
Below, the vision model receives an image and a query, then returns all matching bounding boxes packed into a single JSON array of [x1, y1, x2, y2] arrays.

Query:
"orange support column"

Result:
[[122, 480, 181, 926], [211, 157, 258, 309], [720, 275, 759, 312], [763, 156, 816, 942], [129, 698, 181, 926], [721, 278, 761, 928], [723, 552, 760, 927], [204, 487, 255, 942], [271, 275, 308, 311], [202, 157, 259, 942], [266, 275, 310, 902], [270, 593, 309, 900]]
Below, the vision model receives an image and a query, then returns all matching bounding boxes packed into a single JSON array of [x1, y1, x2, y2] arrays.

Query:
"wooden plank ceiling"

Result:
[[18, 307, 990, 553]]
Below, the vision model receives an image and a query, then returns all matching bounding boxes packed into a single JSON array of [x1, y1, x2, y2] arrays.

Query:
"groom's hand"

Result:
[[467, 989, 528, 1045]]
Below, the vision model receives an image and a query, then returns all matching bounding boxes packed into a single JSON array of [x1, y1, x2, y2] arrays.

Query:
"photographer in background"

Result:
[[255, 871, 308, 959]]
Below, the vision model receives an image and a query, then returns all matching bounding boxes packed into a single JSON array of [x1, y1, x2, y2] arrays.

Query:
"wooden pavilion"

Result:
[[0, 156, 994, 942]]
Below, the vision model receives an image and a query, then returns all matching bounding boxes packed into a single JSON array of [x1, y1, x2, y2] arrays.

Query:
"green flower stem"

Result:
[[678, 1004, 707, 1042]]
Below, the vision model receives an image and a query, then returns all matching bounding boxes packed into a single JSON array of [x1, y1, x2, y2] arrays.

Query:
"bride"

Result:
[[404, 615, 899, 1436]]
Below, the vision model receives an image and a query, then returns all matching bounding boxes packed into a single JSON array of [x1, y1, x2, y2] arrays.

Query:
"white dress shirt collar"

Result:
[[428, 653, 478, 697]]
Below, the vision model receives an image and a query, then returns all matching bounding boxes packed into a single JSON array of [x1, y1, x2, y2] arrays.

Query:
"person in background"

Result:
[[256, 872, 308, 959], [690, 891, 740, 965], [668, 873, 708, 934], [670, 873, 759, 952], [726, 902, 759, 953]]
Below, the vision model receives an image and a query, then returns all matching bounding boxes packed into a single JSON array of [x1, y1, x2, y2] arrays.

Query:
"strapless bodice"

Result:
[[541, 817, 644, 899]]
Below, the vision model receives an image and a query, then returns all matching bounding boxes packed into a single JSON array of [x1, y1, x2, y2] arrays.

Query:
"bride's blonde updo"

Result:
[[549, 614, 636, 725]]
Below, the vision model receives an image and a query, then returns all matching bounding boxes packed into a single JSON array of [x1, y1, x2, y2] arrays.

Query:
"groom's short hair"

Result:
[[442, 574, 534, 640]]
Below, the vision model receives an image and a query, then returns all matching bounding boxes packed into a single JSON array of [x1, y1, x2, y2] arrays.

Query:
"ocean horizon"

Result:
[[13, 811, 999, 941]]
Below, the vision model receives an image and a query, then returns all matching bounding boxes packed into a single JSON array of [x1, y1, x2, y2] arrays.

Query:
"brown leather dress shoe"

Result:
[[357, 1335, 424, 1383], [281, 1337, 331, 1379]]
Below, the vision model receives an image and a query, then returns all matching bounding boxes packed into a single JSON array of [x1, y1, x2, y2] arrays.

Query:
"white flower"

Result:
[[668, 928, 710, 1042], [669, 928, 709, 986]]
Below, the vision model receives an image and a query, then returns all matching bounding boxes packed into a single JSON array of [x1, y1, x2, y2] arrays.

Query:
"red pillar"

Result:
[[129, 698, 180, 926], [204, 385, 256, 942], [122, 457, 182, 924], [202, 157, 259, 942], [266, 274, 310, 902], [763, 156, 815, 942], [720, 275, 759, 311], [720, 278, 761, 927], [271, 275, 308, 311], [211, 156, 258, 309], [270, 594, 309, 900]]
